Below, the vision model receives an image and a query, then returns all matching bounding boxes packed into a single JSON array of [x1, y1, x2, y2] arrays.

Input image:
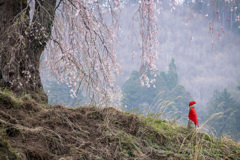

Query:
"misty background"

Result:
[[40, 1, 240, 140], [117, 1, 240, 109]]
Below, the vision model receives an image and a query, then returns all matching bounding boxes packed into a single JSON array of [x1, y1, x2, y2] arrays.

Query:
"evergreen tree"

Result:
[[237, 81, 240, 91], [206, 89, 240, 141], [122, 70, 166, 111], [167, 58, 178, 90], [44, 80, 85, 106], [122, 59, 192, 124]]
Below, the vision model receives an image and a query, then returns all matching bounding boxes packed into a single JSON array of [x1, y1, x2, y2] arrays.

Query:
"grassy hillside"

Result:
[[0, 90, 240, 160]]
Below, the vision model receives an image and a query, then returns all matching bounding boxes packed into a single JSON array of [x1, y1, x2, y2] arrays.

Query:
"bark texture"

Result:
[[0, 0, 56, 102]]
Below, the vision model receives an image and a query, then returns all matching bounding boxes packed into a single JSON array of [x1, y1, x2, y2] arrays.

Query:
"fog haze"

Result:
[[116, 4, 240, 109], [40, 2, 240, 109]]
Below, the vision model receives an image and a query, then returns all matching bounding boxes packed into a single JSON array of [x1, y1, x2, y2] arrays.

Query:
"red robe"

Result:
[[188, 107, 199, 127]]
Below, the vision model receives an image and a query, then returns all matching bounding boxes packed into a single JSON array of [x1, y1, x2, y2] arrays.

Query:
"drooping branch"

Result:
[[42, 0, 121, 104], [138, 0, 159, 87]]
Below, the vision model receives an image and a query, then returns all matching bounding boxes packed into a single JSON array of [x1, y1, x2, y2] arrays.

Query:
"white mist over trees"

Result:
[[41, 0, 240, 110], [116, 2, 240, 110], [121, 58, 192, 125]]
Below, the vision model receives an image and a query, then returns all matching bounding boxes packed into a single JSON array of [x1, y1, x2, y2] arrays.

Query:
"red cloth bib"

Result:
[[188, 107, 199, 127]]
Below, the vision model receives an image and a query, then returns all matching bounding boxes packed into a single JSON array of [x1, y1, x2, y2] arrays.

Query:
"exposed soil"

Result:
[[0, 93, 169, 160], [1, 92, 240, 160]]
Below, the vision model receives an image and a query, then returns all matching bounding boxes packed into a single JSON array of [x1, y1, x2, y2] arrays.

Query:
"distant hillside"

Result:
[[0, 90, 240, 160], [114, 4, 240, 110]]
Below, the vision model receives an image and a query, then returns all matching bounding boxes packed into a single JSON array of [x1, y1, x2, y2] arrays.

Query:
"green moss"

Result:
[[0, 92, 19, 109], [153, 143, 160, 149], [0, 139, 18, 160], [87, 111, 104, 121], [119, 135, 140, 158]]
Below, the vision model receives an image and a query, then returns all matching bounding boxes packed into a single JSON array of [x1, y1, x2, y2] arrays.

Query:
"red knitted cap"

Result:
[[189, 101, 196, 107]]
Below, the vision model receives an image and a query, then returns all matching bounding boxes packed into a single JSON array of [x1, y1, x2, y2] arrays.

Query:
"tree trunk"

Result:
[[0, 0, 56, 103]]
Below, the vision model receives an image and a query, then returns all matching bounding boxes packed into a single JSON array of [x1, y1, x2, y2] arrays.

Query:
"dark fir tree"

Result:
[[237, 81, 240, 91], [206, 89, 240, 141], [122, 58, 192, 124], [121, 70, 166, 111], [167, 58, 178, 90], [43, 80, 85, 106]]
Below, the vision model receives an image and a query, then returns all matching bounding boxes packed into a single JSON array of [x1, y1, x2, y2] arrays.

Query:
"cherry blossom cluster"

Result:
[[185, 0, 239, 49], [42, 0, 121, 104], [138, 0, 160, 88]]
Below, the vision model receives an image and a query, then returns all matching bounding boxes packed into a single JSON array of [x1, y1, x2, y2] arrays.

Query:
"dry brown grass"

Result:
[[0, 91, 240, 160]]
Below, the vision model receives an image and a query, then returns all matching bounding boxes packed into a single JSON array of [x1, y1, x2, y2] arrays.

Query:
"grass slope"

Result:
[[0, 90, 240, 160]]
